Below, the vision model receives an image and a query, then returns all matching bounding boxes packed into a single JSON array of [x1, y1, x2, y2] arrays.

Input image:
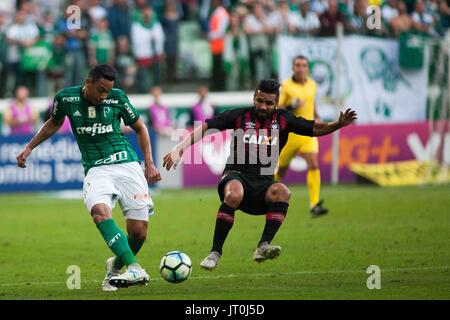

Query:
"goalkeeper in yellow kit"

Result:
[[275, 55, 328, 217]]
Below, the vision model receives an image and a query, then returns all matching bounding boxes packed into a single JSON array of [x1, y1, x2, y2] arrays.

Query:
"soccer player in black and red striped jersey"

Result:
[[163, 79, 357, 271]]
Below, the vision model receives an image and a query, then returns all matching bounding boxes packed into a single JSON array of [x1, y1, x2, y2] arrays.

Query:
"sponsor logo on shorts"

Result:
[[133, 194, 149, 200]]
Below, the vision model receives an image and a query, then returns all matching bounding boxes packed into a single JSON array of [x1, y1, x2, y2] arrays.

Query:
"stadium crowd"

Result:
[[0, 0, 448, 98]]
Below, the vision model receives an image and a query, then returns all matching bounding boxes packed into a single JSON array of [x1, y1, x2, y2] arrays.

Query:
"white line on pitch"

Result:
[[0, 266, 448, 288]]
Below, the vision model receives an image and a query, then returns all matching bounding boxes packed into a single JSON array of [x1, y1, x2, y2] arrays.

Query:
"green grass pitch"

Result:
[[0, 184, 449, 300]]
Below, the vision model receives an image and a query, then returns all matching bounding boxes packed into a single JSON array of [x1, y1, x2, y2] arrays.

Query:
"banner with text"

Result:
[[278, 35, 428, 124], [183, 122, 446, 187]]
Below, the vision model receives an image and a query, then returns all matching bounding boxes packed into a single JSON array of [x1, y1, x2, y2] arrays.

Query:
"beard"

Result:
[[255, 109, 273, 120]]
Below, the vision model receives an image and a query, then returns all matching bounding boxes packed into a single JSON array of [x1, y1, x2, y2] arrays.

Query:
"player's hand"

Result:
[[163, 147, 183, 171], [16, 146, 32, 168], [338, 108, 357, 127], [145, 163, 162, 184]]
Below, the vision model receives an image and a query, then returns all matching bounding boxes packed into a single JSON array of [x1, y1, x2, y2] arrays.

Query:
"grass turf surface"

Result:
[[0, 184, 449, 300]]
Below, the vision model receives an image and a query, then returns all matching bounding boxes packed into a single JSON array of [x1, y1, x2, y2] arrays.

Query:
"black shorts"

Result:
[[218, 170, 275, 215]]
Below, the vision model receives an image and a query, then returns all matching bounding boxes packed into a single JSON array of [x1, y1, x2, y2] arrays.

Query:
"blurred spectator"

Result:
[[198, 0, 211, 33], [318, 0, 349, 36], [412, 0, 436, 35], [6, 10, 39, 91], [115, 36, 136, 91], [39, 11, 57, 44], [244, 2, 272, 86], [382, 0, 399, 27], [208, 0, 230, 91], [88, 18, 115, 67], [108, 0, 131, 40], [87, 0, 108, 25], [20, 0, 41, 25], [268, 0, 298, 35], [57, 0, 89, 87], [311, 0, 329, 14], [161, 0, 180, 83], [191, 86, 216, 124], [131, 5, 165, 93], [391, 0, 413, 37], [180, 0, 196, 20], [293, 0, 321, 36], [148, 86, 175, 136], [348, 0, 370, 34], [3, 86, 38, 135], [223, 6, 251, 91], [47, 33, 66, 97], [0, 11, 9, 98], [435, 0, 450, 36]]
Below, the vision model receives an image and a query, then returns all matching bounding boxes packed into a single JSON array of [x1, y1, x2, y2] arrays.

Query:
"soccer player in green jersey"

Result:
[[16, 64, 161, 290]]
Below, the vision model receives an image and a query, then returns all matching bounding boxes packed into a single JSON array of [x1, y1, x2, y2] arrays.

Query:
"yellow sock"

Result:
[[307, 169, 321, 208]]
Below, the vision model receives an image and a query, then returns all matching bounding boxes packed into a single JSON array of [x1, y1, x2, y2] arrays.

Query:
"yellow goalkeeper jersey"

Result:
[[279, 77, 317, 121]]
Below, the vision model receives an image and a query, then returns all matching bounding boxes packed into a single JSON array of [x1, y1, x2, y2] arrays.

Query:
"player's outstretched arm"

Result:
[[16, 117, 65, 168], [313, 108, 357, 137], [130, 118, 162, 183], [163, 123, 209, 171]]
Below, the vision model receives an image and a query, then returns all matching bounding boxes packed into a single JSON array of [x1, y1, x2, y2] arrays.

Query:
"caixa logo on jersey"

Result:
[[94, 151, 128, 165], [76, 123, 113, 136]]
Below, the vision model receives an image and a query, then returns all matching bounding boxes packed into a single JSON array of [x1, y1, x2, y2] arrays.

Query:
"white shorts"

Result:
[[83, 162, 154, 221]]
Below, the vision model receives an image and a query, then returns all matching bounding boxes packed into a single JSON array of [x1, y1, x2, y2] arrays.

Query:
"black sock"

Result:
[[258, 202, 289, 246], [211, 203, 235, 255]]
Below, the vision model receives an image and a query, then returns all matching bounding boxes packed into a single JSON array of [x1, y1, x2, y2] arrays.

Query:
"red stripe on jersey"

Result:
[[235, 114, 242, 130], [217, 212, 235, 223], [266, 212, 286, 223], [244, 110, 251, 129], [279, 113, 287, 132]]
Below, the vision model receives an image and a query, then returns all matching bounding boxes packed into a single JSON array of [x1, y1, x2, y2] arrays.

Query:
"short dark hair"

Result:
[[292, 55, 309, 65], [88, 64, 117, 82], [254, 79, 281, 99]]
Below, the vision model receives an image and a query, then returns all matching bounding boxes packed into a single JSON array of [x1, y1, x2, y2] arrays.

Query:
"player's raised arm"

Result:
[[163, 122, 209, 171], [312, 108, 357, 136], [16, 117, 65, 168], [130, 118, 162, 183]]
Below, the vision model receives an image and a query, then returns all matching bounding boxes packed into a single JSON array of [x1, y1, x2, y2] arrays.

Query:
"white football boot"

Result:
[[253, 242, 281, 263], [200, 251, 221, 271], [102, 257, 121, 292], [108, 264, 149, 288]]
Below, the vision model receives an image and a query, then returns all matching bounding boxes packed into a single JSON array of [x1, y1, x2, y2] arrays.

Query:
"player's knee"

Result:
[[267, 183, 291, 202], [223, 181, 244, 208], [91, 204, 112, 224], [223, 191, 243, 208]]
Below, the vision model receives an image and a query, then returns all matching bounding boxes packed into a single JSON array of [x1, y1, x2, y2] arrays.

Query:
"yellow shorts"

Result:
[[278, 133, 318, 168]]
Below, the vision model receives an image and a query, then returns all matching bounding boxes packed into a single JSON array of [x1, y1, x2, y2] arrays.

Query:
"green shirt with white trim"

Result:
[[52, 86, 140, 174]]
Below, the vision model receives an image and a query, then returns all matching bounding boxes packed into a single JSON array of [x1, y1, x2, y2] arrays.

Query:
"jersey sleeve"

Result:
[[51, 92, 66, 121], [278, 81, 289, 107], [285, 111, 315, 136], [118, 92, 140, 126], [205, 109, 240, 131]]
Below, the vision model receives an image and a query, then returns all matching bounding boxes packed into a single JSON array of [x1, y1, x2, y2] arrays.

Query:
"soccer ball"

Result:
[[159, 251, 192, 283]]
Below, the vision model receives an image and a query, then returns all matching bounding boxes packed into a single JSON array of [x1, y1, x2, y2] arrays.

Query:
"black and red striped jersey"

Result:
[[206, 107, 314, 178]]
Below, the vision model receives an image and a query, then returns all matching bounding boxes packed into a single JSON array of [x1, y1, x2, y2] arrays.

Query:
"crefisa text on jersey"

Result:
[[185, 304, 264, 317]]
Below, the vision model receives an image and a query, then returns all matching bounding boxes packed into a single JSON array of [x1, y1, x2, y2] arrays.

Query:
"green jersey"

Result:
[[52, 86, 140, 174]]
